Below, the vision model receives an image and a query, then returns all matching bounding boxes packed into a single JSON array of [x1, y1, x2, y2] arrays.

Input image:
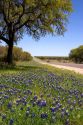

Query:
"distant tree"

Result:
[[0, 46, 7, 61], [0, 46, 32, 62], [13, 47, 23, 61], [69, 45, 83, 63], [21, 51, 32, 61], [0, 0, 72, 64]]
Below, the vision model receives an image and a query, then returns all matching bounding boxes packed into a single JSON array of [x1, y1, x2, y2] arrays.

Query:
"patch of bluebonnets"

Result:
[[0, 68, 83, 125]]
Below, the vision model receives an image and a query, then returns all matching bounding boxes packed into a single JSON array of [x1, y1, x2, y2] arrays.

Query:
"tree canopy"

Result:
[[69, 45, 83, 63], [0, 0, 72, 64]]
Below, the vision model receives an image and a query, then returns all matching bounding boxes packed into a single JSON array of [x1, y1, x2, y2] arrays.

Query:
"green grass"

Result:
[[0, 61, 83, 125]]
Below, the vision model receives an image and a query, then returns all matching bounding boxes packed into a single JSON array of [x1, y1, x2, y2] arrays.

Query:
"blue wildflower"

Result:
[[41, 113, 48, 119], [9, 119, 14, 125]]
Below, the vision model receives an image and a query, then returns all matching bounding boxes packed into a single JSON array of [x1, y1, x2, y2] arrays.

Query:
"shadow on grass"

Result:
[[0, 63, 42, 72], [17, 65, 42, 71]]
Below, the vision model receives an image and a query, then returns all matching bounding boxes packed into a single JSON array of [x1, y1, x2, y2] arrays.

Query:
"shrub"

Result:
[[0, 46, 32, 62]]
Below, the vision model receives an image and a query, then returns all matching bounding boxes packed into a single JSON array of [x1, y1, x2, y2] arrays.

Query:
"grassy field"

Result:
[[0, 61, 83, 125]]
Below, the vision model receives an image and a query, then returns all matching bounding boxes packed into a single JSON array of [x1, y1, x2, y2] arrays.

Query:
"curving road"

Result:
[[48, 62, 83, 69], [33, 57, 83, 75]]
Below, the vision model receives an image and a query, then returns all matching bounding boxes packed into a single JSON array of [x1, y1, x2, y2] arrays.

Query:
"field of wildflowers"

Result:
[[0, 61, 83, 125]]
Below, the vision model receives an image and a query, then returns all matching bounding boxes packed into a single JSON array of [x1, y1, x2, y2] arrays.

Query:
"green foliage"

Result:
[[0, 46, 32, 62], [69, 45, 83, 63], [0, 0, 72, 42]]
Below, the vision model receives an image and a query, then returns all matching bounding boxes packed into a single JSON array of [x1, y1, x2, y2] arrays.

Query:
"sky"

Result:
[[1, 0, 83, 57]]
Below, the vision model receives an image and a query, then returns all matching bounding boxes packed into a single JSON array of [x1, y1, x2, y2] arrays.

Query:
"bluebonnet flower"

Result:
[[37, 99, 46, 107], [9, 119, 14, 125], [27, 89, 32, 95], [67, 99, 71, 104], [78, 99, 82, 106], [2, 114, 6, 120], [72, 100, 76, 106], [61, 111, 65, 118], [33, 95, 38, 100], [41, 113, 48, 119], [4, 95, 9, 99], [81, 93, 83, 98], [65, 119, 70, 125], [40, 100, 46, 107], [27, 106, 30, 111], [7, 102, 12, 109], [50, 107, 56, 112], [31, 113, 36, 118]]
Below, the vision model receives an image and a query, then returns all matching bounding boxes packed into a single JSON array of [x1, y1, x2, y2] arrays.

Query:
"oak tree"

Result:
[[0, 0, 72, 64]]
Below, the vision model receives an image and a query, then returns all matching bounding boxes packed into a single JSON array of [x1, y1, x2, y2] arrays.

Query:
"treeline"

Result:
[[35, 56, 69, 62], [0, 46, 32, 62], [36, 45, 83, 64]]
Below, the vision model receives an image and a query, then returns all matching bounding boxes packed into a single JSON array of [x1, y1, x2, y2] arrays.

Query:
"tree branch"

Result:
[[0, 35, 9, 45], [15, 12, 42, 32], [13, 1, 25, 27]]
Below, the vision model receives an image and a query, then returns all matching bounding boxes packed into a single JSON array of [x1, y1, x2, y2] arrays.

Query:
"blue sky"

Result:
[[1, 0, 83, 56]]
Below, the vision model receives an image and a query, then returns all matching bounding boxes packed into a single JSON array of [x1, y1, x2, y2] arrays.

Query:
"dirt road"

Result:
[[48, 62, 83, 69], [43, 62, 83, 75], [33, 57, 83, 75]]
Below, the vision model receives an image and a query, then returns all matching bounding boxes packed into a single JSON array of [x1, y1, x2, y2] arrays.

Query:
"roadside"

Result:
[[47, 62, 83, 69], [33, 57, 83, 75]]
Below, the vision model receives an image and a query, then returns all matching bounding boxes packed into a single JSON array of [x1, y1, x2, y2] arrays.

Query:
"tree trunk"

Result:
[[7, 22, 14, 64], [7, 41, 13, 64]]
